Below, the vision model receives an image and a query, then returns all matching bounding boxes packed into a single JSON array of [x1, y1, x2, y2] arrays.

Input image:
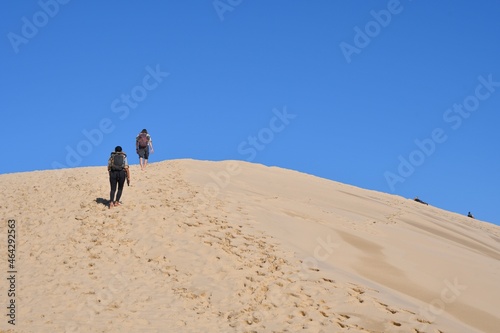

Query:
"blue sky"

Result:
[[2, 1, 499, 225]]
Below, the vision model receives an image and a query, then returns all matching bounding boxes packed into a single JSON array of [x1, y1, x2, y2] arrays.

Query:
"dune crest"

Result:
[[1, 159, 499, 333]]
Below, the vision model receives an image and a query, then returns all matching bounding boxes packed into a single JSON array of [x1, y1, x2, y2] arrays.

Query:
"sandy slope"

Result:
[[0, 159, 499, 333]]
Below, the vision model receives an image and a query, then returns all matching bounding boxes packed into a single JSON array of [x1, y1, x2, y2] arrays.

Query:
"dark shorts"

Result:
[[138, 148, 149, 159]]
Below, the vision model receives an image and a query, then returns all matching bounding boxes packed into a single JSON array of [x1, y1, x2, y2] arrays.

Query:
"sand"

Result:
[[0, 159, 499, 333]]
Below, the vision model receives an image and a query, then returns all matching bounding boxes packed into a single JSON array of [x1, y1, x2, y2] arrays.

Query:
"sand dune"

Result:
[[0, 159, 499, 333]]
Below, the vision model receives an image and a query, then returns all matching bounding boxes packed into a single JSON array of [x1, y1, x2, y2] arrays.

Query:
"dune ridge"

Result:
[[0, 159, 499, 333]]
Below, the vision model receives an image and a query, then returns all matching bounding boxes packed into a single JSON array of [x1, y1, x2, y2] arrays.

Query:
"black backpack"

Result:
[[110, 153, 125, 171]]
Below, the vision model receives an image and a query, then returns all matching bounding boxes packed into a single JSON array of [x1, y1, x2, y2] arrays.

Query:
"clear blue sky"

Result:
[[2, 1, 499, 225]]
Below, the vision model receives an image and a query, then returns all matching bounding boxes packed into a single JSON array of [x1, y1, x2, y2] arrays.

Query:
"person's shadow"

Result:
[[95, 198, 109, 207]]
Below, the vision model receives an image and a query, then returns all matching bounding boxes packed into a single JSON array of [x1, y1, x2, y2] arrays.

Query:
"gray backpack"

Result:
[[110, 153, 125, 171]]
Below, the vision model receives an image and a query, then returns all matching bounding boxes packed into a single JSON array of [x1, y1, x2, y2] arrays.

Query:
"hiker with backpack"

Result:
[[108, 146, 130, 209], [136, 129, 154, 170]]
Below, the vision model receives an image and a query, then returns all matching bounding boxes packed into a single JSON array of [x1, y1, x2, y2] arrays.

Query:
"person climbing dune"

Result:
[[108, 146, 130, 209], [136, 129, 154, 171]]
